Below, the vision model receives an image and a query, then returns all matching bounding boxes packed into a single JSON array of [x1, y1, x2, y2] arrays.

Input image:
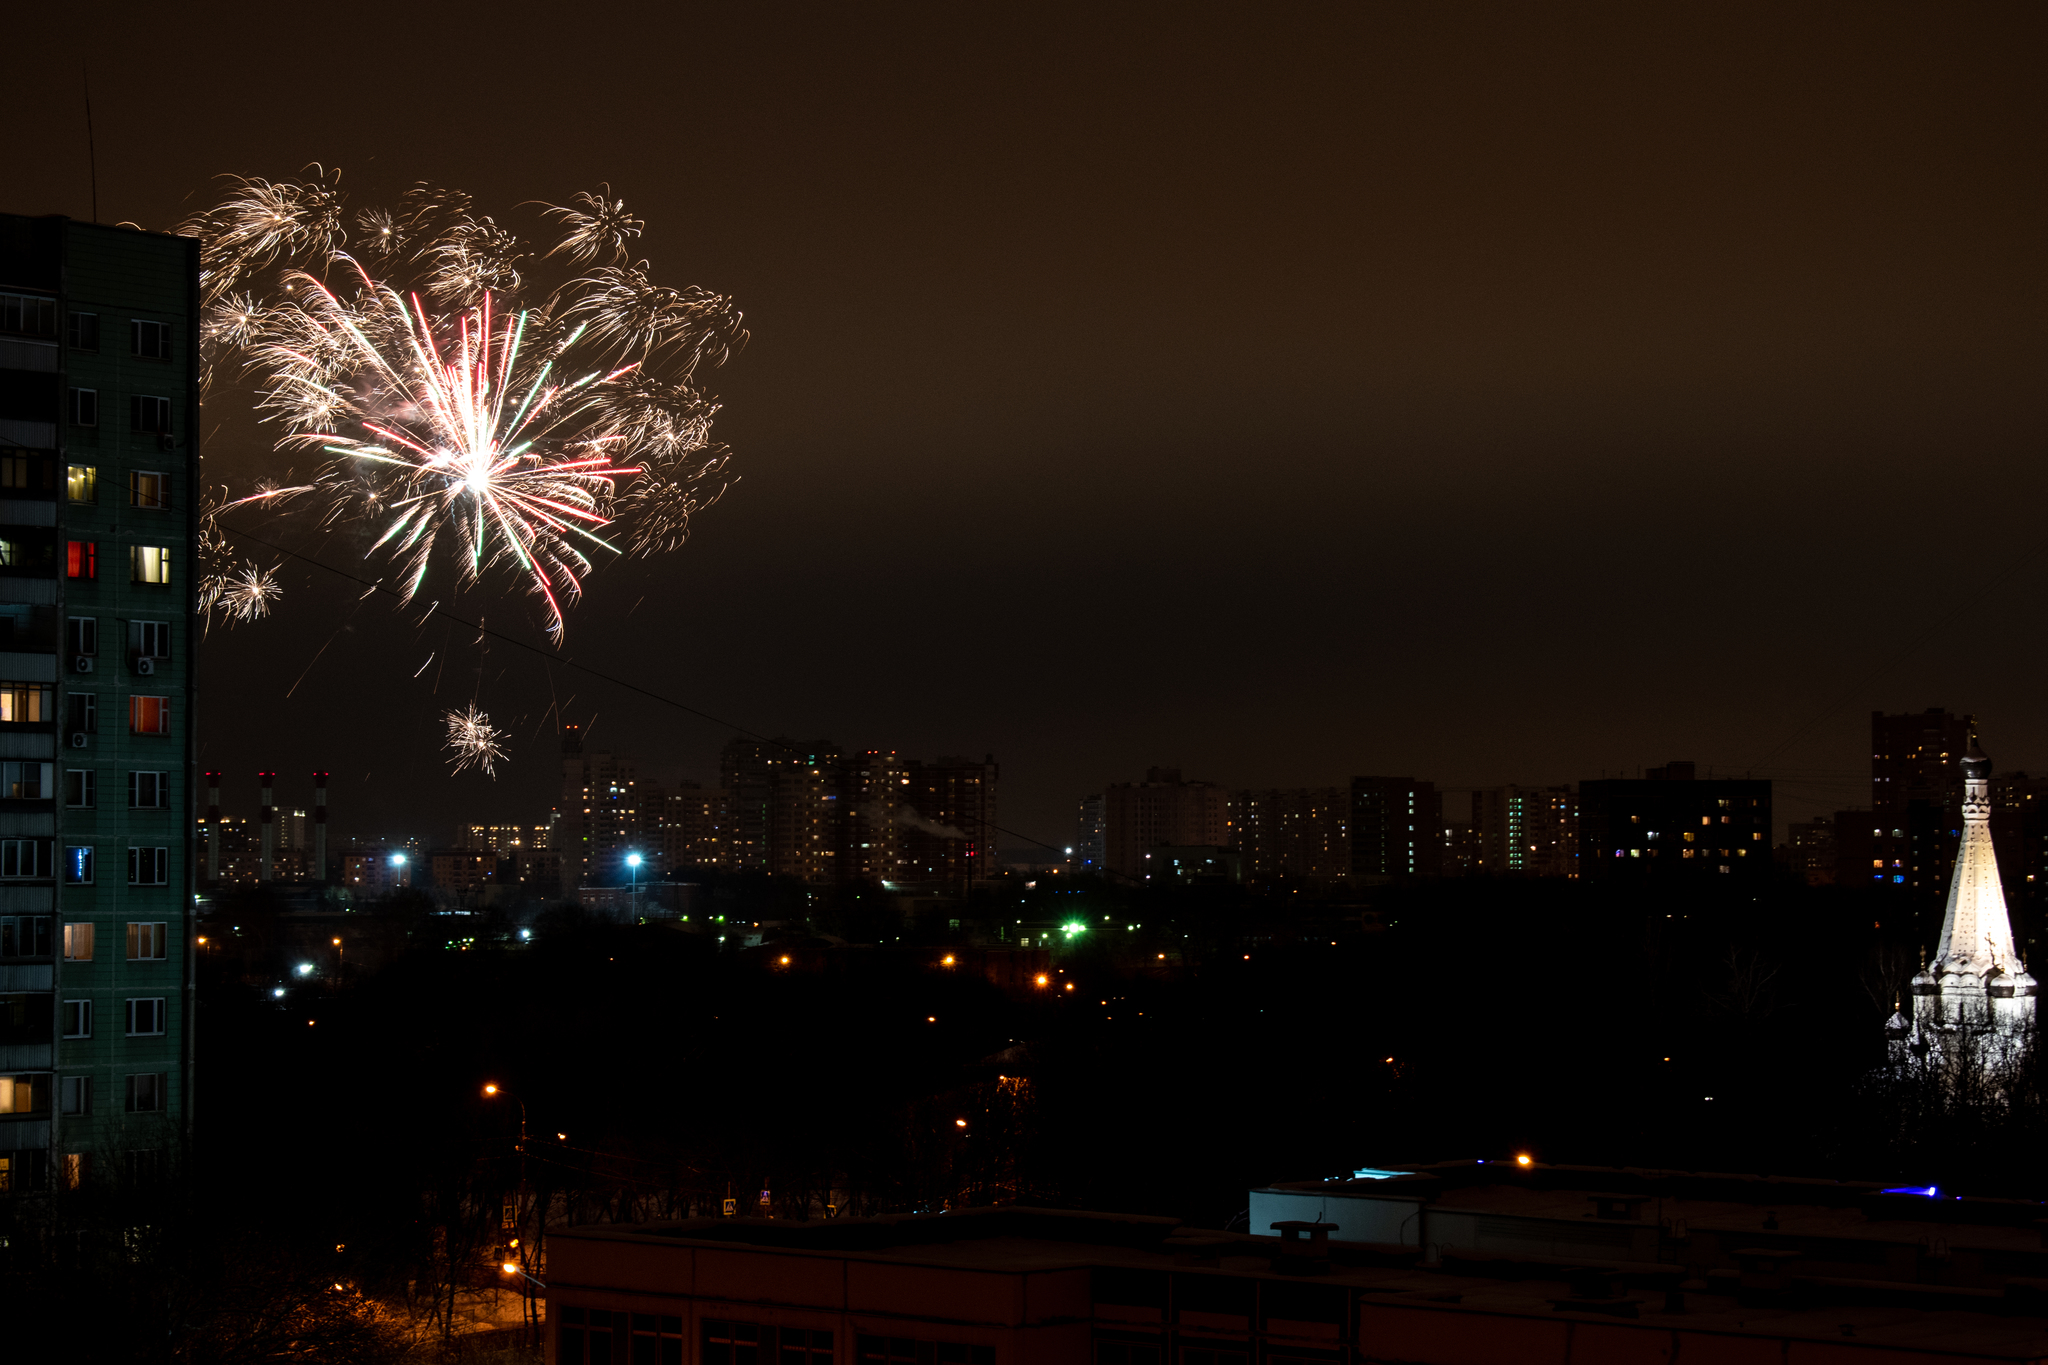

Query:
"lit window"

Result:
[[0, 1074, 48, 1116], [129, 471, 168, 510], [129, 696, 170, 735], [126, 922, 166, 960], [66, 466, 96, 503], [66, 541, 95, 579], [131, 546, 171, 585], [62, 922, 93, 960], [63, 847, 92, 884], [0, 684, 50, 724]]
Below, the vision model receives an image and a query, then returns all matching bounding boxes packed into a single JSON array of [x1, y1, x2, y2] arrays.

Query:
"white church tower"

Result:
[[1889, 738, 2036, 1066]]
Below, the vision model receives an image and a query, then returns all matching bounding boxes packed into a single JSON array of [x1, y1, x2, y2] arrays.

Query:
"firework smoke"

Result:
[[184, 174, 744, 634]]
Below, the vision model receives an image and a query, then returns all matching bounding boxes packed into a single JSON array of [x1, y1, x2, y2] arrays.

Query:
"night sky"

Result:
[[10, 4, 2046, 847]]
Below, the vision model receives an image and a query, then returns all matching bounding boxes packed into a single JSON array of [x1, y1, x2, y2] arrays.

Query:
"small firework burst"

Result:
[[443, 704, 508, 778]]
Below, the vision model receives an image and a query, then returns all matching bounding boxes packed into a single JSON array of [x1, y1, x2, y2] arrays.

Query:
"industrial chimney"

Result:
[[313, 771, 329, 884], [258, 771, 276, 882], [204, 771, 221, 883]]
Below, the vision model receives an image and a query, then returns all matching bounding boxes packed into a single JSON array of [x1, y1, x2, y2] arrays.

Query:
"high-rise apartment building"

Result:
[[1469, 784, 1579, 877], [1103, 769, 1229, 878], [0, 215, 197, 1191], [554, 725, 645, 888], [1072, 795, 1105, 873], [1869, 709, 1973, 895], [1350, 777, 1443, 879], [1228, 787, 1350, 881], [899, 755, 998, 892]]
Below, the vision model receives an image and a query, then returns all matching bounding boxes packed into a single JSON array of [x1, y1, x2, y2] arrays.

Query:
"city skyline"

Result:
[[4, 6, 2042, 848]]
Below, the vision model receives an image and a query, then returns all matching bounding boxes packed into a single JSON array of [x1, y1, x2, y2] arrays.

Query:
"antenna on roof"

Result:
[[81, 65, 99, 223]]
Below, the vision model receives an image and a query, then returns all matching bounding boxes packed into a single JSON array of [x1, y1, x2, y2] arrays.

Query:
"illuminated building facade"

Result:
[[1891, 739, 2037, 1066], [1469, 784, 1578, 877], [0, 215, 198, 1191]]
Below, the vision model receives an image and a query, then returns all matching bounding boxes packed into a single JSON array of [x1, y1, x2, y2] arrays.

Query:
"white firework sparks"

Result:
[[182, 171, 745, 633], [443, 704, 508, 778]]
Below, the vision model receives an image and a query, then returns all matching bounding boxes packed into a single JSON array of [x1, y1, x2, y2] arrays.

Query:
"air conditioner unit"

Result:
[[69, 732, 88, 749], [135, 657, 156, 676], [73, 656, 93, 673], [158, 433, 176, 451]]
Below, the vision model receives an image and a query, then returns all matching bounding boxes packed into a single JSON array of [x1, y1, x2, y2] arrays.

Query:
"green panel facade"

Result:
[[0, 215, 198, 1190]]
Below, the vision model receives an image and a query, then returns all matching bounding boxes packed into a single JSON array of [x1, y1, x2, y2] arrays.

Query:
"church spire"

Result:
[[1906, 734, 2036, 1044]]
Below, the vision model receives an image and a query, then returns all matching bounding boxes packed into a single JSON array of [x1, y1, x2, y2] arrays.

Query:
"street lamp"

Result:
[[483, 1083, 537, 1343], [627, 852, 642, 917]]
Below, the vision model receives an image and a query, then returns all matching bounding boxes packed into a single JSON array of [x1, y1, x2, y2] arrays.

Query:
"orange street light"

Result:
[[1516, 1154, 1533, 1168], [941, 954, 956, 966]]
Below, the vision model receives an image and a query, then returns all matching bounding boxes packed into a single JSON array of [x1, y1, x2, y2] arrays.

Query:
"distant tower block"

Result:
[[258, 771, 276, 882], [1894, 737, 2037, 1068], [205, 771, 222, 882], [313, 772, 329, 884]]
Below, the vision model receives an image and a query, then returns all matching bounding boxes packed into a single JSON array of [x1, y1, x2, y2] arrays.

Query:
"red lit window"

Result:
[[66, 542, 94, 579], [128, 696, 170, 736]]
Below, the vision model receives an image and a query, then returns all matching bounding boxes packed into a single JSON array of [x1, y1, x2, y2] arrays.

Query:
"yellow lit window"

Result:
[[63, 922, 93, 960], [131, 546, 171, 585], [1683, 832, 1695, 843], [67, 465, 96, 503], [0, 683, 52, 723]]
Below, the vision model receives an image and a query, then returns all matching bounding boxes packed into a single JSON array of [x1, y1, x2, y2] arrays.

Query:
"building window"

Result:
[[66, 770, 94, 808], [63, 922, 93, 961], [0, 839, 52, 879], [125, 1072, 164, 1111], [0, 1074, 48, 1116], [125, 999, 164, 1036], [131, 546, 171, 585], [63, 846, 92, 885], [1, 761, 51, 799], [0, 294, 57, 339], [59, 1153, 86, 1188], [0, 454, 50, 491], [67, 312, 99, 350], [62, 999, 90, 1039], [127, 922, 166, 960], [69, 388, 98, 427], [130, 696, 170, 735], [777, 1329, 834, 1363], [131, 395, 172, 435], [67, 540, 95, 579], [69, 693, 96, 736], [129, 771, 169, 809], [0, 915, 50, 957], [0, 683, 53, 724], [60, 1075, 90, 1115], [859, 1337, 994, 1365], [132, 620, 171, 659], [704, 1321, 762, 1365], [131, 319, 172, 360], [128, 847, 169, 886], [66, 465, 96, 503], [129, 471, 168, 509], [559, 1308, 628, 1365], [68, 615, 96, 657], [627, 1313, 687, 1365]]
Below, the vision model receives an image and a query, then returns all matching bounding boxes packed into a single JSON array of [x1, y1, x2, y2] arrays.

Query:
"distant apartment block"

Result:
[[1103, 768, 1228, 879], [1228, 787, 1349, 881], [1350, 777, 1443, 879], [1469, 784, 1578, 877], [1577, 761, 1771, 884]]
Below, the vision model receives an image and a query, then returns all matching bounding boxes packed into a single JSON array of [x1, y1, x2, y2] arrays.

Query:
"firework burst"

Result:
[[183, 171, 745, 633], [443, 704, 508, 778]]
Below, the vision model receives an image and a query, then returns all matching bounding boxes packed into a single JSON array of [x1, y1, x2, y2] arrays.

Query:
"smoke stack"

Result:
[[259, 771, 276, 882], [313, 772, 329, 884], [204, 771, 221, 883]]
